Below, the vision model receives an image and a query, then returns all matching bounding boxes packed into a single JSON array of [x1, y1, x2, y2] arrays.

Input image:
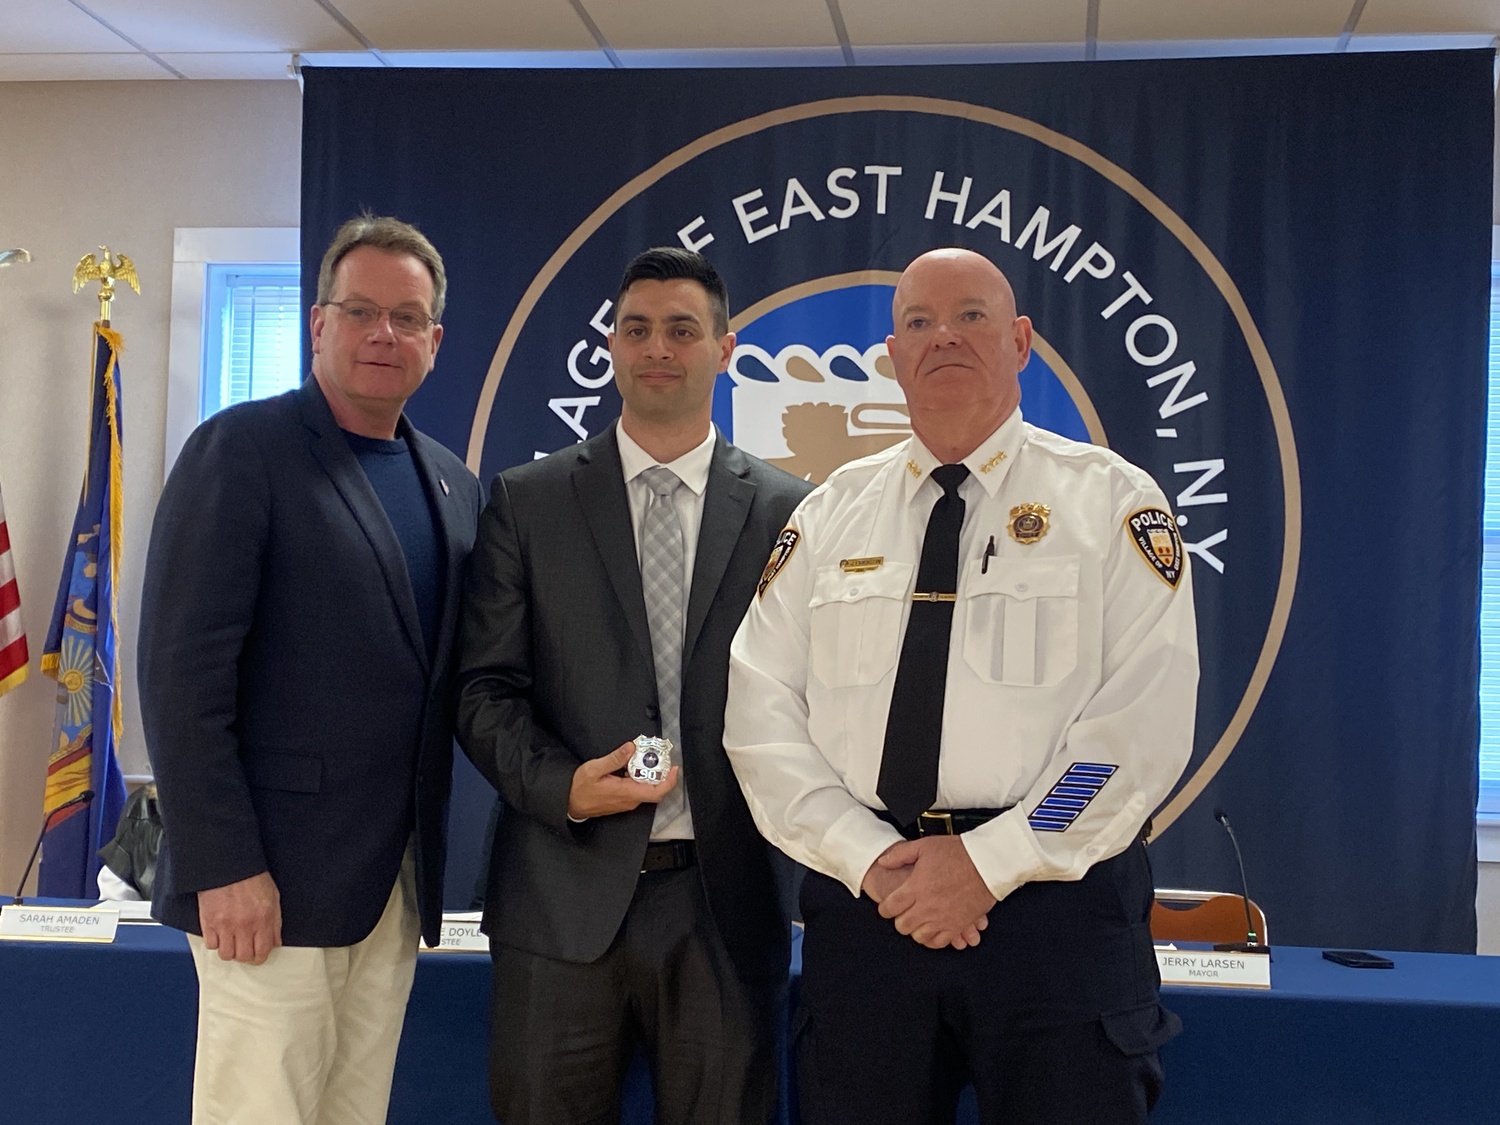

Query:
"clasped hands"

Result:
[[861, 836, 997, 951]]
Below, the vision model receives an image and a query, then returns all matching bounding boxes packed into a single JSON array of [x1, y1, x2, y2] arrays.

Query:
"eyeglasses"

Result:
[[325, 299, 437, 335]]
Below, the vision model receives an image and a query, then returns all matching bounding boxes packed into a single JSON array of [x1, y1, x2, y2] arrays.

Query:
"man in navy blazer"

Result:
[[139, 215, 481, 1125]]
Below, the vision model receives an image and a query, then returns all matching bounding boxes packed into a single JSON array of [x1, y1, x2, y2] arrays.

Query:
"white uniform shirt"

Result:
[[725, 408, 1198, 901], [617, 419, 716, 841]]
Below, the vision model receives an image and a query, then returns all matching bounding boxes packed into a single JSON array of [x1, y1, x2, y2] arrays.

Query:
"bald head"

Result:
[[892, 248, 1018, 324], [885, 247, 1033, 463]]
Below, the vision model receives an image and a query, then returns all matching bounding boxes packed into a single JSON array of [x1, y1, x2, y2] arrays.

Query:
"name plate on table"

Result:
[[0, 904, 119, 943], [425, 914, 488, 953], [1155, 946, 1271, 988]]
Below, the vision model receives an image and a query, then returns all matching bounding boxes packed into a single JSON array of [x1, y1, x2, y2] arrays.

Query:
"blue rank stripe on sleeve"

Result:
[[1028, 763, 1119, 832]]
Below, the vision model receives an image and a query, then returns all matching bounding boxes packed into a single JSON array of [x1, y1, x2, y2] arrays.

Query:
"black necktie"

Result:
[[877, 463, 970, 827]]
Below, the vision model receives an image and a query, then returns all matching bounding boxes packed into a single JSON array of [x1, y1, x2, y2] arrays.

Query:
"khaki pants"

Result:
[[186, 852, 419, 1125]]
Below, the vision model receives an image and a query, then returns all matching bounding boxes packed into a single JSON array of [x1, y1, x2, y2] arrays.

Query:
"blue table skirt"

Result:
[[4, 916, 1499, 1124]]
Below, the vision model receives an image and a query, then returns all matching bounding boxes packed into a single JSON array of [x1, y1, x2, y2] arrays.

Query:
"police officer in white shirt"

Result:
[[724, 247, 1198, 1124]]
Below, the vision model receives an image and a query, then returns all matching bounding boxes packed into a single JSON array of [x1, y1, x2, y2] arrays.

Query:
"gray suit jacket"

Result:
[[456, 425, 812, 982]]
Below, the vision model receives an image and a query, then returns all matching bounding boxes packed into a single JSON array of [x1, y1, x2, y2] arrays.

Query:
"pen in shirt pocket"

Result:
[[981, 534, 996, 574]]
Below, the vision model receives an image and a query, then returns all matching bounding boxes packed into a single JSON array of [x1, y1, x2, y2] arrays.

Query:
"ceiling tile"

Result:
[[1098, 0, 1355, 41], [78, 0, 360, 53], [0, 53, 175, 80], [162, 53, 300, 80], [331, 0, 598, 50], [1358, 0, 1500, 34], [5, 0, 135, 52], [841, 0, 1087, 46], [584, 0, 839, 50]]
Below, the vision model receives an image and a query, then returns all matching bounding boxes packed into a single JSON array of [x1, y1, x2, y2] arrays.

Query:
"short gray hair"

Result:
[[315, 214, 447, 322]]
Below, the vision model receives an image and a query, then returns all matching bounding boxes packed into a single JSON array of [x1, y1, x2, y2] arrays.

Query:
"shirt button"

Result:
[[1016, 583, 1029, 592], [847, 588, 859, 598]]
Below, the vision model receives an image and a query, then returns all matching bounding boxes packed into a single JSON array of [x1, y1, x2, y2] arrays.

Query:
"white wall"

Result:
[[0, 80, 301, 895]]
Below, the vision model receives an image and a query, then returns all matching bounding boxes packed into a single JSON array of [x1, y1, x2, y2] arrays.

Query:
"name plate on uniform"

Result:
[[0, 904, 119, 943], [1155, 946, 1271, 988], [426, 915, 488, 953]]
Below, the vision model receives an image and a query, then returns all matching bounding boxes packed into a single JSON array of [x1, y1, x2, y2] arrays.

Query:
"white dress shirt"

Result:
[[616, 419, 716, 840], [724, 408, 1199, 901]]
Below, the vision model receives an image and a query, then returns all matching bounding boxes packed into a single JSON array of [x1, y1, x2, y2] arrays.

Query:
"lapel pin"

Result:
[[439, 478, 450, 496]]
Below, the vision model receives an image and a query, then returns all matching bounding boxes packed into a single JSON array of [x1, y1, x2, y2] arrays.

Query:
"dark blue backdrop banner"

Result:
[[302, 50, 1490, 952]]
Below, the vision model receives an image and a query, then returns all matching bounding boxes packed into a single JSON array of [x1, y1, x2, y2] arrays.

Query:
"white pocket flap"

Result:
[[967, 556, 1079, 600], [810, 561, 916, 608]]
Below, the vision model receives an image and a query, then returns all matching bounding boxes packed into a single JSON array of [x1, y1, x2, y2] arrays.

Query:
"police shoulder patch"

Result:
[[757, 527, 801, 600], [1125, 508, 1184, 589]]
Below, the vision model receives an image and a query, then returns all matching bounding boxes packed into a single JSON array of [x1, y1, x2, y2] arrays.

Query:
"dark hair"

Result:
[[615, 247, 730, 336], [316, 213, 447, 321]]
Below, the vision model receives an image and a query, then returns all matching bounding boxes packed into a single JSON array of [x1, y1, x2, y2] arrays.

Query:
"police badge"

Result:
[[1008, 502, 1051, 544], [628, 735, 674, 784]]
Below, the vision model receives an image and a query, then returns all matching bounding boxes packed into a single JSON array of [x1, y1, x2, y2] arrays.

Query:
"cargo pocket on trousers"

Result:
[[1100, 1002, 1181, 1111], [1100, 1001, 1182, 1056]]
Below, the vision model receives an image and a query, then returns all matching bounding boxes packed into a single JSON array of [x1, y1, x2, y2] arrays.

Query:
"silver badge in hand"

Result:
[[628, 735, 673, 785]]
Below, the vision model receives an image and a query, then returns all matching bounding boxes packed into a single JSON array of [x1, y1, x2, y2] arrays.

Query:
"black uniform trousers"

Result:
[[487, 866, 782, 1125], [795, 840, 1180, 1125]]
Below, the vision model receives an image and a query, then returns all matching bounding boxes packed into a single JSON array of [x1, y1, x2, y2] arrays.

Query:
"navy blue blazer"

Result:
[[139, 379, 481, 947]]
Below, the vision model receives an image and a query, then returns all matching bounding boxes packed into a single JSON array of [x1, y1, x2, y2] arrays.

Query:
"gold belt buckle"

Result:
[[917, 811, 954, 836]]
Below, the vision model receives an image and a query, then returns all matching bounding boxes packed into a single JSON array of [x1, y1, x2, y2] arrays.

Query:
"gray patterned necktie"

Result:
[[638, 466, 688, 829]]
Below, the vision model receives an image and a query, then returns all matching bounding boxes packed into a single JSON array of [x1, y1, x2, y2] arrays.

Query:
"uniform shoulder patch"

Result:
[[757, 527, 801, 600], [1125, 508, 1184, 588]]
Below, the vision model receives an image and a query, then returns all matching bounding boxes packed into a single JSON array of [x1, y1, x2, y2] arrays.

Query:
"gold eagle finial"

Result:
[[73, 246, 140, 321]]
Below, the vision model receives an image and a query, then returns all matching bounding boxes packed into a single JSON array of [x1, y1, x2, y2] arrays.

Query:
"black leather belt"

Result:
[[876, 808, 1010, 840], [640, 840, 696, 873], [875, 809, 1154, 844]]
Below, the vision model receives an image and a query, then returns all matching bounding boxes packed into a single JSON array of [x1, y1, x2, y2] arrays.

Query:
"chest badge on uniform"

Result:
[[1007, 503, 1051, 544], [757, 527, 801, 600], [1125, 508, 1185, 588], [839, 556, 883, 573]]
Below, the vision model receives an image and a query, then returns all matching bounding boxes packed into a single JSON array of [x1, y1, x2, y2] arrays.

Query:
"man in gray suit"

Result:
[[456, 247, 812, 1125]]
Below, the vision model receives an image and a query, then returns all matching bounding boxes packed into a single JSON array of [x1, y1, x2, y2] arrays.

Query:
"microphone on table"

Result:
[[1211, 806, 1270, 955], [11, 790, 95, 905]]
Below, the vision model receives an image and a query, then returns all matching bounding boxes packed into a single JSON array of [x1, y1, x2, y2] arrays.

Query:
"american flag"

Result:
[[0, 480, 27, 696]]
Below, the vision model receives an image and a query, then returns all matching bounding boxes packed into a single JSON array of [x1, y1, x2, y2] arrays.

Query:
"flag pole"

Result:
[[32, 249, 138, 895]]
